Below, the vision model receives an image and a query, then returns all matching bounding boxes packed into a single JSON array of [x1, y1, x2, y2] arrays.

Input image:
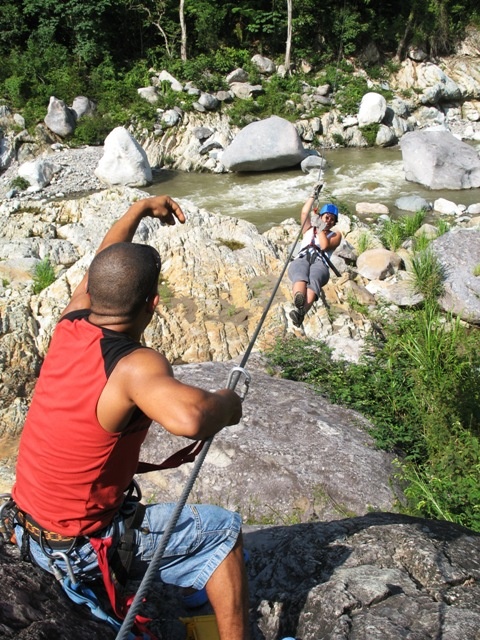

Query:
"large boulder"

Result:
[[138, 359, 398, 523], [95, 127, 152, 187], [2, 512, 479, 640], [44, 96, 77, 138], [356, 248, 403, 280], [221, 116, 307, 172], [71, 96, 96, 119], [400, 130, 480, 189], [432, 228, 480, 324], [358, 92, 387, 126], [18, 158, 60, 192]]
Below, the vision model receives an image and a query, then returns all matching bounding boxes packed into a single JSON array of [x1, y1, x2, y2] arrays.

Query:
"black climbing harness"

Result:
[[296, 226, 342, 277]]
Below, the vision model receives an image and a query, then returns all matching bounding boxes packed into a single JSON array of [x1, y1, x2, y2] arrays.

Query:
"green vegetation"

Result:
[[360, 123, 380, 147], [10, 176, 30, 191], [473, 264, 480, 277], [32, 258, 56, 294], [158, 279, 174, 306], [379, 210, 427, 251], [218, 239, 246, 251], [265, 300, 480, 532], [356, 230, 376, 254], [1, 1, 478, 132], [410, 248, 447, 302]]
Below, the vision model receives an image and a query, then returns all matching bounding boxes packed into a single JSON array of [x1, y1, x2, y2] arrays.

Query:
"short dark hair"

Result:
[[88, 243, 161, 318]]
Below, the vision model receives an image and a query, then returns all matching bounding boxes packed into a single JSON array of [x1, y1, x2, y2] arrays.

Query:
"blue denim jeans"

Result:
[[16, 502, 242, 590]]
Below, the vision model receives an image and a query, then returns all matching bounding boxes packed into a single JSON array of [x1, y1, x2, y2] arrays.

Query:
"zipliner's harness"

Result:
[[1, 438, 207, 640], [296, 226, 334, 267]]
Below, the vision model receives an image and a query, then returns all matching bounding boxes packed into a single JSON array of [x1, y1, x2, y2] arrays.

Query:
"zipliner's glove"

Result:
[[310, 182, 324, 200], [312, 217, 326, 231]]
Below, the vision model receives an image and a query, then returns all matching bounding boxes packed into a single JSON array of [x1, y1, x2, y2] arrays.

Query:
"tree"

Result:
[[285, 0, 292, 72], [179, 0, 187, 60], [128, 0, 176, 58]]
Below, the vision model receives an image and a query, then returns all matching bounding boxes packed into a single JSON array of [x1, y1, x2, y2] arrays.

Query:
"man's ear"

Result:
[[146, 293, 159, 314]]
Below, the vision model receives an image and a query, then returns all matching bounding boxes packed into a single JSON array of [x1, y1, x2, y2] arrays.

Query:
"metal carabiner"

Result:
[[227, 366, 251, 401], [39, 531, 78, 585]]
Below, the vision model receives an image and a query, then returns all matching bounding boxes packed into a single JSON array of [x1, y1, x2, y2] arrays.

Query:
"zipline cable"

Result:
[[115, 180, 320, 640], [117, 9, 350, 636]]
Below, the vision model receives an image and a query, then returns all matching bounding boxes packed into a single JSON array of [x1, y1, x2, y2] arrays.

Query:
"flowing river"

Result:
[[146, 145, 480, 232]]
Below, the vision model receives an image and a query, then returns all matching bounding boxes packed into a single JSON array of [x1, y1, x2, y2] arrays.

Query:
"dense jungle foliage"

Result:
[[1, 1, 479, 131]]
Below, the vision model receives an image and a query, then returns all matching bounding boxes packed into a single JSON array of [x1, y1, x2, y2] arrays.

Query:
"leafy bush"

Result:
[[10, 176, 30, 191], [264, 302, 480, 532], [360, 123, 380, 146]]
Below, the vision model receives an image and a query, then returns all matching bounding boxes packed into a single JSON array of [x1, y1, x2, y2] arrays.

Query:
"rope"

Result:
[[117, 13, 349, 637], [115, 179, 319, 640]]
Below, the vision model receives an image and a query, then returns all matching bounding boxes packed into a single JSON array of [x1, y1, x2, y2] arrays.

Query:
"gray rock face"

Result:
[[432, 228, 480, 323], [44, 96, 77, 138], [138, 359, 398, 523], [245, 513, 480, 640], [400, 130, 480, 189], [221, 116, 307, 172], [1, 512, 479, 639]]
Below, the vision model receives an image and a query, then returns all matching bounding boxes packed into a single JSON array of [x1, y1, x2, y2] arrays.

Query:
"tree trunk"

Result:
[[395, 10, 414, 61], [179, 0, 187, 61], [285, 0, 293, 73]]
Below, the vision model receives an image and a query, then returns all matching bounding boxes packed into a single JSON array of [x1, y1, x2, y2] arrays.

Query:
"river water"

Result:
[[147, 145, 480, 232]]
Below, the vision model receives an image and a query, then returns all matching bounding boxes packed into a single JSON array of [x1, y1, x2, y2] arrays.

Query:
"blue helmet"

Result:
[[319, 203, 339, 220]]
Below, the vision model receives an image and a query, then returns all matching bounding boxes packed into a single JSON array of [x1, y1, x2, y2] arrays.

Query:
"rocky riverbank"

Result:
[[0, 144, 104, 201]]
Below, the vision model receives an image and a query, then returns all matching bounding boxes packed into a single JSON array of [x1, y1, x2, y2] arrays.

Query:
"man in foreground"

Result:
[[12, 195, 250, 640]]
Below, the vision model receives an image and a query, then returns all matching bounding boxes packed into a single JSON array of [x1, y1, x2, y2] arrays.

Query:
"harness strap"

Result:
[[89, 536, 157, 640], [61, 577, 133, 636], [108, 502, 146, 589], [136, 440, 205, 474]]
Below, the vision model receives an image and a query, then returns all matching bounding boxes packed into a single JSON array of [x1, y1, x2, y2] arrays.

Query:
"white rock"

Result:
[[95, 127, 152, 187]]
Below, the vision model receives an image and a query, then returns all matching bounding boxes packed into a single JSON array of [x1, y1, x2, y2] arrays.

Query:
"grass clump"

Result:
[[218, 239, 245, 251], [379, 209, 427, 251], [409, 249, 447, 302], [356, 229, 376, 254], [32, 258, 56, 294], [264, 300, 480, 532], [10, 176, 30, 191]]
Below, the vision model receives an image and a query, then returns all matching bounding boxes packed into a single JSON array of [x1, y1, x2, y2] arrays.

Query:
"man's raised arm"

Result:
[[62, 195, 185, 316]]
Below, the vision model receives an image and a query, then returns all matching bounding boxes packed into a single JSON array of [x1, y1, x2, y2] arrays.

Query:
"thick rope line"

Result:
[[116, 11, 350, 634], [115, 202, 314, 639], [115, 185, 321, 640]]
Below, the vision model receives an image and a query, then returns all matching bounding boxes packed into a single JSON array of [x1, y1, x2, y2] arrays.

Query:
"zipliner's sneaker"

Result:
[[294, 292, 305, 310], [289, 309, 304, 327]]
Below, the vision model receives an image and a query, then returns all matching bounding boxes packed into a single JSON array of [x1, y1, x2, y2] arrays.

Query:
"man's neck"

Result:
[[88, 312, 142, 341]]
